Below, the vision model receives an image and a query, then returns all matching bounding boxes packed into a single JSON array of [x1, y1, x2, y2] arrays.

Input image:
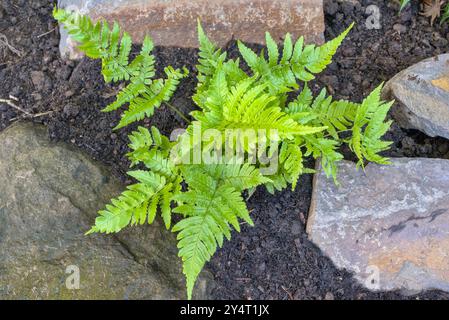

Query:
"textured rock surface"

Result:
[[57, 0, 325, 59], [0, 122, 213, 299], [307, 158, 449, 294], [383, 54, 449, 139]]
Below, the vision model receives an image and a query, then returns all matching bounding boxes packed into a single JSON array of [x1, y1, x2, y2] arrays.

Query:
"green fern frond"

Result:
[[88, 167, 182, 233], [102, 37, 156, 111], [281, 33, 293, 64], [348, 83, 393, 168], [173, 164, 256, 299], [304, 136, 343, 182], [193, 65, 229, 114], [399, 0, 411, 12], [54, 8, 105, 59], [201, 77, 327, 138], [54, 8, 187, 128], [237, 23, 354, 94], [279, 141, 304, 190], [126, 127, 182, 229], [185, 163, 270, 192], [288, 87, 359, 138], [103, 82, 146, 112], [172, 214, 221, 300], [360, 101, 394, 165], [194, 22, 248, 108], [196, 21, 227, 88], [300, 23, 353, 75], [87, 171, 167, 234], [127, 126, 172, 166], [237, 41, 262, 73], [265, 32, 280, 66], [224, 58, 249, 85], [264, 173, 289, 194], [54, 8, 138, 82], [115, 66, 188, 130]]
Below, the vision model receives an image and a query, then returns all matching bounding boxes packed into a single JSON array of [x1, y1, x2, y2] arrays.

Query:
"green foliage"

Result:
[[441, 2, 449, 24], [347, 85, 394, 168], [172, 164, 266, 297], [54, 8, 394, 299], [236, 24, 353, 94], [87, 126, 182, 233], [399, 0, 411, 11], [53, 7, 188, 130]]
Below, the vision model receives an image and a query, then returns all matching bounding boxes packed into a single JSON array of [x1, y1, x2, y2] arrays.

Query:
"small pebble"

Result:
[[64, 90, 74, 98], [393, 24, 407, 34], [63, 104, 80, 117], [325, 292, 335, 300]]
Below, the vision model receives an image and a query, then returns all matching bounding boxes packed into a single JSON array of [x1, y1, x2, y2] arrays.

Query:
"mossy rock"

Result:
[[0, 122, 213, 299]]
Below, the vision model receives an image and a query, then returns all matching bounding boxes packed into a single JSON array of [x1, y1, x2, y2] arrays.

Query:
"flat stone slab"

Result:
[[0, 122, 213, 299], [383, 54, 449, 139], [58, 0, 325, 59], [307, 158, 449, 294]]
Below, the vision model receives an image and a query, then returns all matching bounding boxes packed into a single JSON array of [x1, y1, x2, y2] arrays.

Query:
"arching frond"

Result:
[[54, 8, 187, 129]]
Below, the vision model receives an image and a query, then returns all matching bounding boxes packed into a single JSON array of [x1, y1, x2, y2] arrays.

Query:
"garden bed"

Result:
[[1, 0, 449, 299]]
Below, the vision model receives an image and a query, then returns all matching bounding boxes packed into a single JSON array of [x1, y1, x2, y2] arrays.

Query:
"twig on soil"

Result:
[[0, 98, 31, 115], [281, 286, 294, 300], [36, 27, 56, 39], [30, 111, 54, 118], [0, 33, 23, 57], [0, 97, 54, 120], [235, 277, 251, 282], [9, 111, 54, 123]]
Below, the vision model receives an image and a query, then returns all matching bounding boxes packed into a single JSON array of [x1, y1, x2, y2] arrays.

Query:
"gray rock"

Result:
[[307, 158, 449, 294], [57, 0, 325, 59], [383, 54, 449, 139], [0, 122, 213, 299]]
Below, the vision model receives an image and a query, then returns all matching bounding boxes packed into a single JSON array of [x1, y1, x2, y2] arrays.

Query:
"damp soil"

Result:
[[1, 0, 449, 299]]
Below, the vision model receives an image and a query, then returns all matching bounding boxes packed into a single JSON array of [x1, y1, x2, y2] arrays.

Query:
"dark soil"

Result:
[[1, 0, 449, 299]]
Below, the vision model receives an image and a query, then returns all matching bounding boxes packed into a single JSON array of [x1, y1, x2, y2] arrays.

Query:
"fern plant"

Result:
[[54, 8, 394, 299]]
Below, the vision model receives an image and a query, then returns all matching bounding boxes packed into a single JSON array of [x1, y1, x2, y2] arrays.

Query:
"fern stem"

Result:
[[164, 102, 191, 124], [326, 129, 352, 138], [297, 129, 353, 149]]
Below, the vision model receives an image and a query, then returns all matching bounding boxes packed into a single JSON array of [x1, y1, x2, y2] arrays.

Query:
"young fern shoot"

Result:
[[54, 8, 394, 299]]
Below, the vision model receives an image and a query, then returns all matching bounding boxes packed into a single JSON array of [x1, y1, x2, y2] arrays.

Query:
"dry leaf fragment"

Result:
[[421, 0, 444, 26]]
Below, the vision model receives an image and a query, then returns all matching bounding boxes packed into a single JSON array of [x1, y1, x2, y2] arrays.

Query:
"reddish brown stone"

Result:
[[58, 0, 324, 59]]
